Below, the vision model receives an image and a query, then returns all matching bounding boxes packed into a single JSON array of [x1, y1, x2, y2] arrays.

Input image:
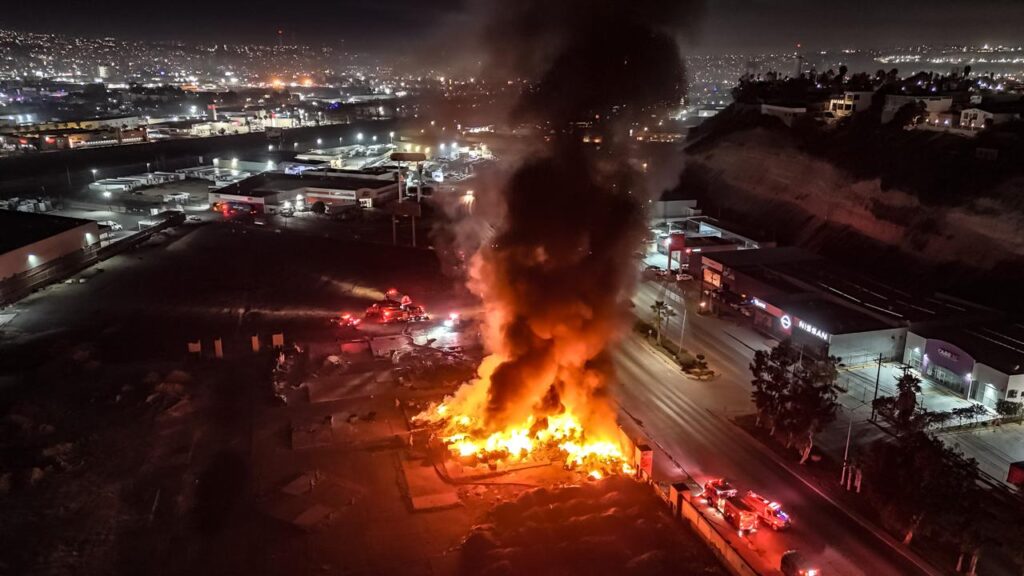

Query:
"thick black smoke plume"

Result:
[[452, 0, 701, 429]]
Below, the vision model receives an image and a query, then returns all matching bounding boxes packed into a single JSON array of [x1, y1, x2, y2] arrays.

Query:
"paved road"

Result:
[[611, 278, 938, 576]]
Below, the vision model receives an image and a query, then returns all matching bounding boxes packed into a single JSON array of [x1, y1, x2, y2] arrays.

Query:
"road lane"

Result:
[[612, 332, 936, 576]]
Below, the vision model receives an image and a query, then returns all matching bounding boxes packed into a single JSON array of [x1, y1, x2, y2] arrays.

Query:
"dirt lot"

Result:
[[0, 217, 724, 576]]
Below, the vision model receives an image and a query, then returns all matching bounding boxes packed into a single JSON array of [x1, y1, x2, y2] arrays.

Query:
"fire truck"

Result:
[[721, 496, 758, 535], [364, 294, 429, 324], [742, 491, 792, 530], [702, 478, 738, 509]]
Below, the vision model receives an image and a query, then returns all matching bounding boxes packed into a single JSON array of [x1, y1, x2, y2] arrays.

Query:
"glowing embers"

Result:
[[418, 406, 632, 478]]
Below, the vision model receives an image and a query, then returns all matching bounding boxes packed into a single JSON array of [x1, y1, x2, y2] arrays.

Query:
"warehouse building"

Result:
[[904, 323, 1024, 409], [209, 171, 399, 214], [0, 211, 100, 281], [700, 247, 979, 364]]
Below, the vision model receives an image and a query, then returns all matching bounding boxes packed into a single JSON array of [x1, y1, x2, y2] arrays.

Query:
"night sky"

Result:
[[1, 0, 1022, 53]]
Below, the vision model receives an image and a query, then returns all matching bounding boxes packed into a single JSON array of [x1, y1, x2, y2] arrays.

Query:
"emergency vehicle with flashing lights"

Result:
[[364, 295, 429, 323], [742, 491, 792, 530], [721, 496, 758, 535], [702, 478, 738, 509]]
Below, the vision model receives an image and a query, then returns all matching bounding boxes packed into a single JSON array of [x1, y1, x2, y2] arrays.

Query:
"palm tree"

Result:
[[649, 300, 676, 347]]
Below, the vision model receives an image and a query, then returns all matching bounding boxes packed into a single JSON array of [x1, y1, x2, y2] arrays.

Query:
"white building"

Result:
[[960, 106, 1022, 130], [828, 91, 874, 118], [881, 95, 953, 124], [904, 324, 1024, 409], [0, 212, 100, 281], [760, 104, 807, 127]]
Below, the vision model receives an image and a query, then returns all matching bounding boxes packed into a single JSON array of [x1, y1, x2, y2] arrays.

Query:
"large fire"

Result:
[[415, 393, 634, 477], [413, 167, 643, 478]]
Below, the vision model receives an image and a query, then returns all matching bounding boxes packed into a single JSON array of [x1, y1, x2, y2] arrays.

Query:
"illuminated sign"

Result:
[[937, 348, 959, 362], [752, 298, 767, 310], [798, 320, 829, 341], [780, 315, 792, 330]]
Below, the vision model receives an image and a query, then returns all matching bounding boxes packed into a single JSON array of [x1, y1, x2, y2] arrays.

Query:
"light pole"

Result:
[[90, 168, 98, 182], [676, 298, 688, 356], [389, 131, 394, 144], [840, 417, 853, 486], [146, 162, 151, 173]]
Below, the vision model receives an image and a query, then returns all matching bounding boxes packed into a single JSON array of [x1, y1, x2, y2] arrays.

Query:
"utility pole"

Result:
[[676, 298, 687, 356], [840, 417, 853, 486], [869, 352, 883, 421], [411, 216, 416, 248]]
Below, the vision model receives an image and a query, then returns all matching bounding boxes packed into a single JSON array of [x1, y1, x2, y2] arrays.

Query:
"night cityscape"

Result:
[[2, 1, 1024, 575]]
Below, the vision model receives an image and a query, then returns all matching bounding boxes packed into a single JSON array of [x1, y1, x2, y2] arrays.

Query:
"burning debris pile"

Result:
[[415, 0, 697, 478]]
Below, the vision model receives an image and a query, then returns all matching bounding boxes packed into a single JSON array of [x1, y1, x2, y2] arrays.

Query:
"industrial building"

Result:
[[699, 247, 978, 364], [904, 323, 1024, 409], [208, 171, 399, 214], [0, 211, 100, 281]]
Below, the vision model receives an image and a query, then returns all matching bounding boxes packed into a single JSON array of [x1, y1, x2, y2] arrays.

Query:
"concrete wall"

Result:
[[1007, 374, 1024, 403], [973, 363, 1010, 407], [0, 222, 99, 280], [903, 332, 927, 366], [678, 493, 762, 576]]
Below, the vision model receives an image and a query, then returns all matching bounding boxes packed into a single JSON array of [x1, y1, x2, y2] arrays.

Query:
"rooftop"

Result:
[[0, 211, 94, 254], [773, 293, 895, 335], [704, 246, 820, 269], [707, 246, 986, 326], [912, 323, 1024, 375], [219, 172, 397, 197]]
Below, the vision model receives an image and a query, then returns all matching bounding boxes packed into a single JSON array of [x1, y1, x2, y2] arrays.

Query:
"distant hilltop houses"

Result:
[[731, 64, 1024, 135]]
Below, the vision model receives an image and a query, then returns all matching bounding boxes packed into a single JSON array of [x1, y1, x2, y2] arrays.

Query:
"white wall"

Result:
[[1007, 374, 1024, 403], [0, 222, 99, 280]]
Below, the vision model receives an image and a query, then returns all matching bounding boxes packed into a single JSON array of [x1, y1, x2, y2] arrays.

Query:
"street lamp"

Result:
[[372, 135, 377, 142], [389, 131, 394, 143], [90, 168, 98, 181], [146, 162, 151, 173], [316, 138, 322, 145], [339, 136, 344, 143], [356, 132, 363, 142]]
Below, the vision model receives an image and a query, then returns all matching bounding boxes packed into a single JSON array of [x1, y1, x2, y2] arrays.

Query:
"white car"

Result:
[[97, 220, 123, 231]]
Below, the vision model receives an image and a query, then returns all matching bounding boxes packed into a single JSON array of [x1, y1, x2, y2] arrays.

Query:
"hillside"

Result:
[[678, 117, 1024, 311]]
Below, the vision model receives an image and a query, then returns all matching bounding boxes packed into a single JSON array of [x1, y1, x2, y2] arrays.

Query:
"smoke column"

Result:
[[442, 0, 700, 437]]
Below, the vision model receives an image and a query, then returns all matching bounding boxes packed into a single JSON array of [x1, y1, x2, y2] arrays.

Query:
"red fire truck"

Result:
[[702, 478, 738, 509], [364, 296, 429, 324], [722, 496, 758, 535], [742, 491, 792, 530]]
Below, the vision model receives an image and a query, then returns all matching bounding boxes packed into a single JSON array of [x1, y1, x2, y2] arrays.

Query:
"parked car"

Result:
[[780, 550, 820, 576]]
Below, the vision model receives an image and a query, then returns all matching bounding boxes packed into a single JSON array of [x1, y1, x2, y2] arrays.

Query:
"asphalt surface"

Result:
[[611, 278, 938, 576]]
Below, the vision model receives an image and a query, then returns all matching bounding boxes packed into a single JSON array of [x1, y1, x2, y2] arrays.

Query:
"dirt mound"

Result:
[[458, 476, 724, 576]]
